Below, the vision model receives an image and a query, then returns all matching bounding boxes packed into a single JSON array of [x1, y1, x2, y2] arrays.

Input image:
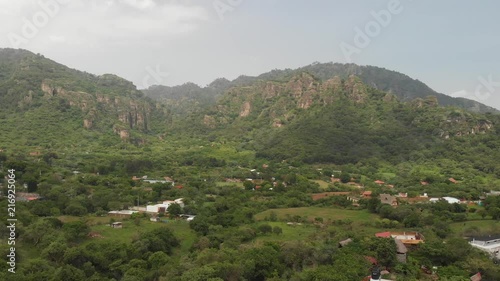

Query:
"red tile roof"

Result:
[[375, 231, 391, 238]]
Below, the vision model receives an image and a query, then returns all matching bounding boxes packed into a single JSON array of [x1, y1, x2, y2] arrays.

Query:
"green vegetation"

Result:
[[1, 49, 500, 280], [255, 207, 377, 223]]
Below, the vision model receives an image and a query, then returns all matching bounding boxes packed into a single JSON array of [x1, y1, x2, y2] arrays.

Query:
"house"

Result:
[[420, 181, 429, 186], [146, 204, 167, 214], [362, 191, 372, 198], [374, 180, 385, 185], [469, 235, 500, 259], [375, 232, 392, 238], [486, 191, 500, 197], [442, 197, 461, 204], [111, 222, 123, 229], [146, 199, 184, 214], [108, 210, 139, 217], [380, 194, 398, 207], [448, 178, 458, 184], [16, 192, 41, 202], [174, 198, 185, 208], [143, 179, 174, 185], [398, 193, 408, 198], [394, 239, 408, 263], [375, 233, 410, 264], [375, 231, 424, 246]]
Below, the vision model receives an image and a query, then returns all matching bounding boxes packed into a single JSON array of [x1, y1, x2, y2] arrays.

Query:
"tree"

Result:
[[478, 209, 488, 219], [62, 221, 90, 242], [273, 226, 283, 235], [339, 172, 351, 183], [243, 180, 255, 190], [167, 203, 182, 217], [53, 265, 86, 281], [258, 224, 273, 235], [138, 227, 179, 254]]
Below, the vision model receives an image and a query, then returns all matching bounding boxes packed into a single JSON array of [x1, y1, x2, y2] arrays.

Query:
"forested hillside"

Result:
[[2, 49, 500, 281]]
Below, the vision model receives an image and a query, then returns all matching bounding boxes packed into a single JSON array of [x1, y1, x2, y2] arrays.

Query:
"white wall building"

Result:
[[442, 197, 460, 204], [470, 236, 500, 259]]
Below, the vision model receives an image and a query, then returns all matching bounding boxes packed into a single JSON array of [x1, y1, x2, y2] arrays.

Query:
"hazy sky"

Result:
[[1, 0, 499, 109]]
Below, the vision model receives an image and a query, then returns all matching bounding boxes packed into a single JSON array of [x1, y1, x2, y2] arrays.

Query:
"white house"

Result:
[[429, 197, 460, 204], [174, 198, 185, 208], [442, 197, 460, 204], [146, 204, 168, 213], [470, 235, 500, 259]]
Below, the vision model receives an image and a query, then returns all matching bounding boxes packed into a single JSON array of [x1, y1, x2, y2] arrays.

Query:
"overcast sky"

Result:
[[1, 0, 499, 109]]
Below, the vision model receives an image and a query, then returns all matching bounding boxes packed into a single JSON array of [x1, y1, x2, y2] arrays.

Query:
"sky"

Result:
[[0, 0, 499, 109]]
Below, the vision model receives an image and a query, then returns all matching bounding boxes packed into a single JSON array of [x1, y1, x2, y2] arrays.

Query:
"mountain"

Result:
[[0, 48, 167, 149], [195, 72, 498, 164], [143, 62, 498, 114]]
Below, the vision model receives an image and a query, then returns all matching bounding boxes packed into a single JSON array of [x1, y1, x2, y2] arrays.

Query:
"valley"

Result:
[[1, 49, 500, 280]]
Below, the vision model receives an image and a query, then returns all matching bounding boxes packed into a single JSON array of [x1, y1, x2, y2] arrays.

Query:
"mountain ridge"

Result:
[[143, 62, 499, 114]]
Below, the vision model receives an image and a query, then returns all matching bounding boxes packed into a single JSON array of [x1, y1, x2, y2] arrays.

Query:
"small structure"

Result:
[[88, 232, 103, 238], [380, 194, 398, 207], [108, 210, 139, 218], [375, 231, 424, 246], [362, 191, 372, 198], [180, 214, 196, 221], [394, 239, 408, 263], [16, 192, 42, 202], [470, 272, 482, 281], [111, 222, 123, 229], [469, 235, 500, 259], [339, 238, 353, 248], [442, 197, 460, 204], [363, 266, 394, 281], [486, 191, 500, 197]]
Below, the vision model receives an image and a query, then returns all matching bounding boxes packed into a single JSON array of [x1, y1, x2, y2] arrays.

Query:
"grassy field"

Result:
[[216, 181, 244, 188], [58, 215, 110, 225], [255, 207, 377, 223], [57, 215, 197, 256], [310, 180, 330, 189], [252, 222, 317, 242], [450, 219, 500, 236]]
